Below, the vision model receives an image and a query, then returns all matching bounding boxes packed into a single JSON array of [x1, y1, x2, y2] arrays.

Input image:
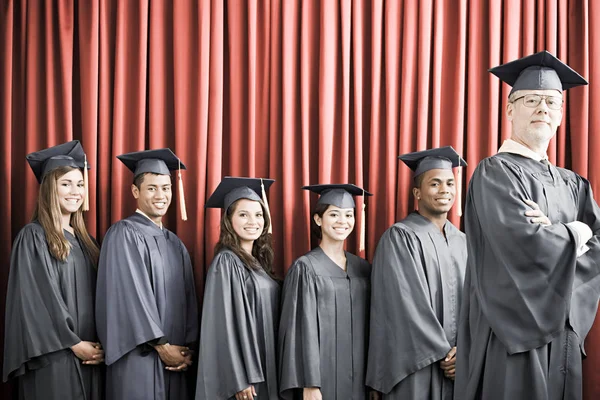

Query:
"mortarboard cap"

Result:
[[302, 184, 373, 209], [398, 146, 467, 178], [26, 140, 90, 184], [489, 50, 588, 96], [117, 148, 186, 177], [205, 176, 275, 212]]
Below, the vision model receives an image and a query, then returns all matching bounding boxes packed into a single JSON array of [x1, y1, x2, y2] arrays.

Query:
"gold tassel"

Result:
[[178, 160, 188, 221], [456, 154, 463, 217], [359, 188, 366, 253], [83, 154, 89, 211], [261, 178, 273, 234]]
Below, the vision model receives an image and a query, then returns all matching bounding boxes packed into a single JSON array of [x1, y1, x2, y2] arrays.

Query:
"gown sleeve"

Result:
[[95, 221, 164, 365], [3, 224, 81, 381], [278, 257, 321, 399], [195, 251, 264, 400], [366, 226, 451, 394], [181, 245, 199, 347]]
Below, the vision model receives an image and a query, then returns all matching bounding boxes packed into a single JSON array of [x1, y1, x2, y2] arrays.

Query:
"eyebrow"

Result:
[[58, 178, 84, 183], [428, 177, 455, 183]]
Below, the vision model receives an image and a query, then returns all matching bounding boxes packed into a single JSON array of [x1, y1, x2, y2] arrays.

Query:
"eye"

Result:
[[164, 186, 171, 192], [431, 183, 439, 187], [330, 213, 339, 218], [77, 183, 85, 188], [239, 213, 247, 218], [448, 181, 455, 187], [148, 187, 156, 192], [257, 213, 263, 218], [547, 97, 562, 107]]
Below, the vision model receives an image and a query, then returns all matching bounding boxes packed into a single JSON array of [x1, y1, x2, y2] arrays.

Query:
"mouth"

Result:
[[64, 198, 81, 204], [153, 202, 167, 209], [244, 227, 261, 234], [435, 198, 452, 205], [333, 227, 349, 232]]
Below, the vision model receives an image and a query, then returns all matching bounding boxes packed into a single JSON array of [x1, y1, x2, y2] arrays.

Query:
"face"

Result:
[[56, 169, 85, 216], [132, 174, 172, 223], [414, 169, 456, 216], [507, 89, 563, 147], [230, 199, 265, 245], [314, 205, 355, 242]]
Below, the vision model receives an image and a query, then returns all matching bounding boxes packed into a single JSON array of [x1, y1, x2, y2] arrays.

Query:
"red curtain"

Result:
[[2, 0, 600, 398]]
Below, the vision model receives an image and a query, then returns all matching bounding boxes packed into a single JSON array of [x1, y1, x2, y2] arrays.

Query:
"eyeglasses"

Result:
[[511, 94, 563, 110]]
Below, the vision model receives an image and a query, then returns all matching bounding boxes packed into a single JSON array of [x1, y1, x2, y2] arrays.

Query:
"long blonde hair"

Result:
[[31, 166, 100, 265]]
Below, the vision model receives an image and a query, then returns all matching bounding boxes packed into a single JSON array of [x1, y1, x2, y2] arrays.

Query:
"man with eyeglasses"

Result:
[[455, 51, 600, 400]]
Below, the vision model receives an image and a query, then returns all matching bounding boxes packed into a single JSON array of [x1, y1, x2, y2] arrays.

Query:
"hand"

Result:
[[369, 390, 382, 400], [524, 199, 551, 226], [154, 344, 192, 371], [235, 385, 256, 400], [303, 387, 323, 400], [71, 341, 104, 365], [439, 347, 456, 380]]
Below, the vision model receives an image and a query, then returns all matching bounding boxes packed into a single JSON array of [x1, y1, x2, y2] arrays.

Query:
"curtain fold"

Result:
[[2, 0, 600, 397]]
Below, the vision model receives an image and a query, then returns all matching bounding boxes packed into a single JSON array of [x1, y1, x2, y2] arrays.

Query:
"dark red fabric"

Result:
[[1, 1, 599, 398]]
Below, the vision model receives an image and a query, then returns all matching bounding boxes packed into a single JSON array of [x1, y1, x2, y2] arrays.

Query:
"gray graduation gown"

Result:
[[278, 247, 371, 400], [3, 222, 103, 400], [195, 250, 280, 400], [366, 212, 466, 399], [456, 153, 600, 400], [96, 213, 198, 400]]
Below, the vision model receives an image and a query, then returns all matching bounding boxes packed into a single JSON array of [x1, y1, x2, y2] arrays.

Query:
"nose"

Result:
[[535, 99, 550, 113]]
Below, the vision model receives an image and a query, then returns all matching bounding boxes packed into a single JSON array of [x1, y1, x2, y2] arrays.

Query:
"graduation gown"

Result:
[[456, 153, 600, 400], [3, 222, 103, 400], [366, 212, 466, 399], [96, 213, 198, 400], [278, 247, 371, 400], [195, 250, 280, 399]]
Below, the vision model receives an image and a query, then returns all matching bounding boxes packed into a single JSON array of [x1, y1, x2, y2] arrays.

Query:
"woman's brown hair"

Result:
[[31, 166, 100, 265], [214, 198, 274, 274]]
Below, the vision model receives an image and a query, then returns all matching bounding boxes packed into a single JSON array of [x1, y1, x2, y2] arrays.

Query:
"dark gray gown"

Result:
[[278, 247, 371, 400], [456, 153, 600, 400], [96, 213, 198, 400], [366, 212, 466, 399], [195, 250, 280, 400], [3, 222, 103, 400]]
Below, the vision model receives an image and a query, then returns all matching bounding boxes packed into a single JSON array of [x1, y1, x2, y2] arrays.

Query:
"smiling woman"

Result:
[[278, 184, 377, 400], [3, 141, 104, 400], [197, 177, 280, 400]]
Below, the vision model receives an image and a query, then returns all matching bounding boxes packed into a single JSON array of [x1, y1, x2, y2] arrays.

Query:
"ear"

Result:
[[131, 184, 140, 200], [506, 101, 514, 121], [412, 187, 421, 201], [313, 213, 322, 227]]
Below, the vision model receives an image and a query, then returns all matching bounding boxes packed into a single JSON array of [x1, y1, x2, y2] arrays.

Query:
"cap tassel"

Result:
[[359, 189, 366, 253], [82, 155, 90, 212], [456, 154, 463, 217], [261, 178, 273, 234], [178, 160, 188, 221]]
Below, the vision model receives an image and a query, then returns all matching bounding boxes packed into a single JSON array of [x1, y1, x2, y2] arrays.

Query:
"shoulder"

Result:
[[104, 219, 140, 239], [16, 222, 46, 238], [12, 222, 47, 248], [346, 252, 371, 273], [286, 252, 318, 278], [209, 250, 247, 275]]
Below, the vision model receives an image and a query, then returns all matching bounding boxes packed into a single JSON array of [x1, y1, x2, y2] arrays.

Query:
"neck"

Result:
[[511, 136, 549, 158], [241, 240, 254, 255], [61, 213, 72, 231], [417, 209, 448, 233], [319, 235, 345, 257]]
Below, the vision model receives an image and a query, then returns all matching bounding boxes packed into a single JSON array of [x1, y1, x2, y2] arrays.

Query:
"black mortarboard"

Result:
[[489, 50, 588, 96], [302, 184, 373, 209], [398, 146, 467, 178], [205, 176, 275, 212], [26, 140, 90, 184], [117, 148, 186, 177]]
